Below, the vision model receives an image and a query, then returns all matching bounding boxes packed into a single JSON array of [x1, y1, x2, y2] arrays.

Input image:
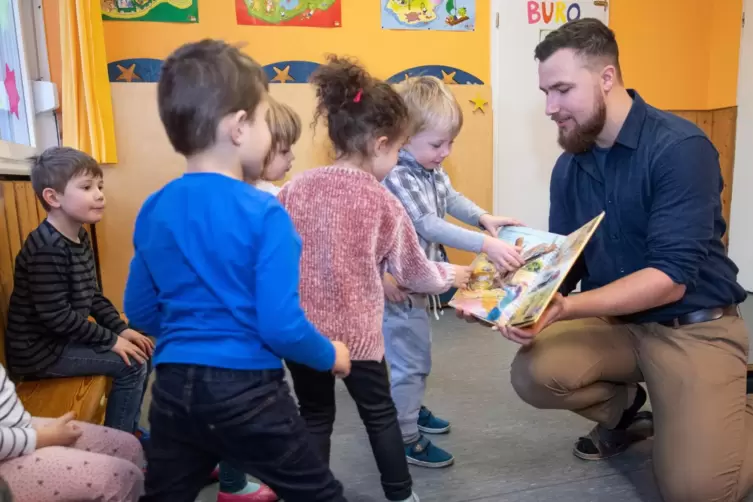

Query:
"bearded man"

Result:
[[490, 18, 752, 502]]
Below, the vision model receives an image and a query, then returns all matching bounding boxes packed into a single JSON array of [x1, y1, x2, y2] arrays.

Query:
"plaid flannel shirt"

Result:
[[383, 150, 487, 315]]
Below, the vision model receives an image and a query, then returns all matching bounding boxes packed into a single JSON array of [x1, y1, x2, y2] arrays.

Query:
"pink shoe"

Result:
[[216, 484, 278, 502], [209, 466, 220, 482]]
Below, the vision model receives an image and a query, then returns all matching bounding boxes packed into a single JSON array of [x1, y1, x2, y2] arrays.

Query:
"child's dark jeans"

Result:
[[40, 343, 150, 433], [141, 363, 346, 502], [287, 358, 413, 502]]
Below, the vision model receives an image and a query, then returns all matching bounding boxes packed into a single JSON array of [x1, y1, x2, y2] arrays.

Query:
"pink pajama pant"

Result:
[[0, 418, 144, 502]]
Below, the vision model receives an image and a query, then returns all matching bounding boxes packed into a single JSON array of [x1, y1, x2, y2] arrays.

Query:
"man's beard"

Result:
[[555, 96, 607, 154]]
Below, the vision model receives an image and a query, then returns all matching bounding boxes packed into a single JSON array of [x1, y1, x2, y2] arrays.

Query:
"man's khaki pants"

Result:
[[510, 315, 753, 502]]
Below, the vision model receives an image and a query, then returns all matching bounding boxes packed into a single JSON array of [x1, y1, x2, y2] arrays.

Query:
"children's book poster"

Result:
[[449, 212, 604, 328], [382, 0, 475, 32], [101, 0, 198, 23], [236, 0, 342, 27]]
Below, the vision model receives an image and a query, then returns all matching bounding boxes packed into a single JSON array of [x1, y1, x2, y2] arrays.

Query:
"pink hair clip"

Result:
[[353, 88, 363, 103]]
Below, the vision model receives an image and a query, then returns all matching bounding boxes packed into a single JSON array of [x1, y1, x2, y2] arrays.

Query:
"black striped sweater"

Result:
[[5, 220, 127, 377]]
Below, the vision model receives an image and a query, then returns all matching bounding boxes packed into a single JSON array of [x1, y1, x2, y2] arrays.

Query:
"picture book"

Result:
[[448, 212, 605, 328]]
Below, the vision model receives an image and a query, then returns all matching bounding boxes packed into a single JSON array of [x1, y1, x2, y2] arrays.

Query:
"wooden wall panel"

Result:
[[671, 106, 737, 247], [0, 181, 43, 365]]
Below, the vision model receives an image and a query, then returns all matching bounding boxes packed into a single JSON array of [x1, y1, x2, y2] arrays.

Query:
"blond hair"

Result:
[[263, 97, 302, 168], [393, 76, 463, 138]]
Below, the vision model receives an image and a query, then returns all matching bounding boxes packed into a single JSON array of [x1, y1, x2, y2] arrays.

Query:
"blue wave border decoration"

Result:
[[106, 60, 483, 86], [107, 58, 163, 83], [386, 65, 484, 85], [263, 60, 321, 84]]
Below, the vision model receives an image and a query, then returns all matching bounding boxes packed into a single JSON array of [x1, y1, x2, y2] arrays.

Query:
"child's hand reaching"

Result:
[[478, 214, 524, 237], [34, 412, 83, 449], [331, 341, 351, 378], [482, 236, 525, 272], [383, 273, 409, 303], [452, 265, 472, 289]]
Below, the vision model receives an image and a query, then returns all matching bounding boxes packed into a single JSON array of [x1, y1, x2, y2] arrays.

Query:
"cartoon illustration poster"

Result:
[[101, 0, 198, 23], [236, 0, 341, 27], [382, 0, 475, 32]]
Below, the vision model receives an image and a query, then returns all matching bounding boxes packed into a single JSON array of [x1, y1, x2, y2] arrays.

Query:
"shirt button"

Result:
[[611, 234, 618, 240], [619, 268, 625, 274], [608, 199, 613, 204]]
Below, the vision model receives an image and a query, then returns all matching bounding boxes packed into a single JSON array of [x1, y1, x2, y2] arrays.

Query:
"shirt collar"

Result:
[[398, 149, 435, 178], [571, 89, 646, 179], [613, 89, 646, 150]]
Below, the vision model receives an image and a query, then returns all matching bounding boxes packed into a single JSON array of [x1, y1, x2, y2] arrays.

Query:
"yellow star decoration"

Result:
[[116, 63, 141, 82], [470, 95, 488, 113], [441, 69, 457, 84], [271, 65, 294, 83]]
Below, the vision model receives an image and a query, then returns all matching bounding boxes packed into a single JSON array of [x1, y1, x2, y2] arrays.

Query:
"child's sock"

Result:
[[226, 481, 262, 495]]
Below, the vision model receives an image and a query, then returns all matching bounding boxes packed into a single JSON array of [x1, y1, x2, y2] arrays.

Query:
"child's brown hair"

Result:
[[29, 147, 103, 211], [157, 39, 268, 157], [309, 55, 410, 159], [263, 97, 302, 169]]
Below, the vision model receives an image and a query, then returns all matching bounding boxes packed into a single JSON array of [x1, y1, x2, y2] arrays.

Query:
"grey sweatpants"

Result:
[[383, 296, 432, 443]]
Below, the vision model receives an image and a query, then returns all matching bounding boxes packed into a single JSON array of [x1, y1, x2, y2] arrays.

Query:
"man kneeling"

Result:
[[468, 18, 752, 502]]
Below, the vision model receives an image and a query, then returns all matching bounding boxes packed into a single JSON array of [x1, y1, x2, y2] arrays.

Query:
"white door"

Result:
[[491, 0, 609, 231], [728, 0, 752, 291]]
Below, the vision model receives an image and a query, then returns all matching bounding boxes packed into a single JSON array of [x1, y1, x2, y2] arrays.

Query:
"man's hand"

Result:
[[34, 412, 83, 449], [482, 236, 525, 272], [383, 273, 409, 303], [479, 214, 524, 237], [111, 336, 147, 366], [120, 328, 155, 357], [455, 293, 570, 346], [496, 293, 569, 346]]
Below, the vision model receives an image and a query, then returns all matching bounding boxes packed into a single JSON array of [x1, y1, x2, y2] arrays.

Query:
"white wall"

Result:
[[729, 0, 752, 291]]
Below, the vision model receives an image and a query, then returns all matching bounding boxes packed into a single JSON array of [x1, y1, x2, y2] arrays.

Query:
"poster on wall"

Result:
[[236, 0, 342, 27], [101, 0, 199, 23], [382, 0, 475, 31]]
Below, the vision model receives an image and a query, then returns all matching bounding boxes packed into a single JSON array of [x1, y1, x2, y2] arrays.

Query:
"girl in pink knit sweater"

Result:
[[278, 56, 470, 502]]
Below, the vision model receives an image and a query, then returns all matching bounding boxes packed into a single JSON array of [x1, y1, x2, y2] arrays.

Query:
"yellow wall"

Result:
[[610, 0, 742, 110], [103, 2, 491, 83], [43, 1, 743, 111]]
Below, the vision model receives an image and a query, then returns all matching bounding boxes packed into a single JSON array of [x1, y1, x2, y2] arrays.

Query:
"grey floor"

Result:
[[140, 299, 753, 502]]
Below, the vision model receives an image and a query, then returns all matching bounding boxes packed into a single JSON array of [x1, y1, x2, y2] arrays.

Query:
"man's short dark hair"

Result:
[[534, 18, 621, 80], [29, 146, 103, 211], [157, 39, 269, 157]]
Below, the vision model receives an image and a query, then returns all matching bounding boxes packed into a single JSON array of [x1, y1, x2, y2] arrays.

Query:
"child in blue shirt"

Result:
[[124, 39, 350, 502]]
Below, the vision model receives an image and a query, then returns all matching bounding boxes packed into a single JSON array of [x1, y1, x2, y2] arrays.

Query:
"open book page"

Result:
[[448, 227, 564, 326], [507, 212, 604, 327], [448, 212, 605, 327]]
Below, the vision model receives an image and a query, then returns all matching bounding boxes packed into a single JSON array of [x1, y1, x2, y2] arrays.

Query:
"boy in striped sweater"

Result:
[[5, 147, 153, 434]]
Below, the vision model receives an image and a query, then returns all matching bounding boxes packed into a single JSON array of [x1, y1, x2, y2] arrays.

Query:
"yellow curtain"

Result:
[[60, 0, 117, 163]]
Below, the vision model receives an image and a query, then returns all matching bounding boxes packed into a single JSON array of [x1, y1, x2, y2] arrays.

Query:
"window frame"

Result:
[[0, 0, 57, 162]]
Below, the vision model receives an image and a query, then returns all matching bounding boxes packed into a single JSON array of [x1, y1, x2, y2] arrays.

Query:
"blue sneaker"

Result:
[[405, 434, 454, 468], [417, 406, 451, 434]]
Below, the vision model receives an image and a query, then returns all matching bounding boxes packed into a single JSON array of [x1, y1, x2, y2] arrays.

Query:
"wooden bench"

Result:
[[0, 179, 111, 424]]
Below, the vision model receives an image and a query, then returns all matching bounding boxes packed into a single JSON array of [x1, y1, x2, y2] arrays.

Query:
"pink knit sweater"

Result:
[[278, 166, 455, 361]]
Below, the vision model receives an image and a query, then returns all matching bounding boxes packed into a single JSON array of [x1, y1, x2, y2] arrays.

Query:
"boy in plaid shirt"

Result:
[[382, 76, 524, 468]]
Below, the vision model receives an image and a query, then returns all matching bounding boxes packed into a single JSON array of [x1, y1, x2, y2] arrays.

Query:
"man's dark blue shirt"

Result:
[[551, 90, 747, 324]]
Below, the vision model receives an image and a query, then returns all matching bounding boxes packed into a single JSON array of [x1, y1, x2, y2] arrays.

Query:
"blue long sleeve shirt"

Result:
[[124, 172, 335, 371], [550, 90, 747, 323]]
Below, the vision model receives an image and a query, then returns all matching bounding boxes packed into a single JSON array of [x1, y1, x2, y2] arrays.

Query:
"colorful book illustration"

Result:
[[448, 212, 605, 328]]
